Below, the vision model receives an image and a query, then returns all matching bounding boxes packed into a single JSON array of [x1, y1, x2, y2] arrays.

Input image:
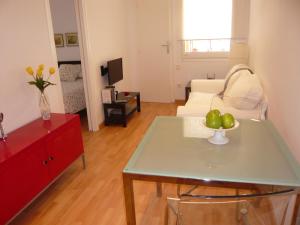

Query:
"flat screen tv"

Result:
[[107, 58, 123, 85]]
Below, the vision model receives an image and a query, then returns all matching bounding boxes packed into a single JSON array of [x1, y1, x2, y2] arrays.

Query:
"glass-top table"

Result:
[[122, 116, 300, 225]]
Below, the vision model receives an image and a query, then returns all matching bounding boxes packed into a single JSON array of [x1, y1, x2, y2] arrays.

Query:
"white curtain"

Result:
[[183, 0, 233, 52]]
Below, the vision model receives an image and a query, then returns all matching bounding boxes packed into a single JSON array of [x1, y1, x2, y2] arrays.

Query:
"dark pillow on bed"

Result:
[[59, 64, 81, 81]]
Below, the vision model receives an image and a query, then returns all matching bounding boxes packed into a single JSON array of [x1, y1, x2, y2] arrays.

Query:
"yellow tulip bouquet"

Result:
[[25, 64, 56, 120], [25, 64, 56, 93]]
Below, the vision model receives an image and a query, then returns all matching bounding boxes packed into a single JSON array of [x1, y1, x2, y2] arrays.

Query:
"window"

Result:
[[183, 0, 233, 56]]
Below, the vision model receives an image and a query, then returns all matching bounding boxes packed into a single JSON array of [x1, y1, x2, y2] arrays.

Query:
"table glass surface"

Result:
[[124, 116, 300, 187]]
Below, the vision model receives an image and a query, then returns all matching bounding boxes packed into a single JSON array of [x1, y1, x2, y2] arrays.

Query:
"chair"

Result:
[[165, 186, 297, 225]]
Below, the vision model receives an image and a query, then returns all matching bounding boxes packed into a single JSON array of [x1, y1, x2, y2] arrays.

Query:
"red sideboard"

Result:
[[0, 113, 85, 225]]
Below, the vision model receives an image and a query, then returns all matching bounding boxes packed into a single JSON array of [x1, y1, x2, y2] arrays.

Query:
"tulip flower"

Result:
[[26, 66, 34, 76], [49, 67, 56, 75], [26, 64, 55, 93], [38, 64, 45, 71], [37, 69, 43, 77]]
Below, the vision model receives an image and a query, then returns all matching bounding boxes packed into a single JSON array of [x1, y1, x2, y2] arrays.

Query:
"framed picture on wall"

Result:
[[54, 33, 64, 47], [65, 32, 79, 46]]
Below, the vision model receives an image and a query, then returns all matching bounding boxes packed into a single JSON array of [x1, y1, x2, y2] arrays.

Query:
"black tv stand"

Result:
[[103, 92, 140, 127]]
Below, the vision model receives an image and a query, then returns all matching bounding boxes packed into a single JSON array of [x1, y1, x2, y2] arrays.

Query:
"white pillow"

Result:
[[223, 72, 263, 110], [59, 64, 81, 81], [218, 64, 253, 98], [225, 69, 252, 94], [225, 64, 252, 80]]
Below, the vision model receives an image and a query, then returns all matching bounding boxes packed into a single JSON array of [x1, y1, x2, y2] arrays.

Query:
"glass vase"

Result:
[[39, 92, 51, 120]]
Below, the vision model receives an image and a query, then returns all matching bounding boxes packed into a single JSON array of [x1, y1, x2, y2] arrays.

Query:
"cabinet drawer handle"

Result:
[[43, 160, 48, 165], [48, 156, 54, 161]]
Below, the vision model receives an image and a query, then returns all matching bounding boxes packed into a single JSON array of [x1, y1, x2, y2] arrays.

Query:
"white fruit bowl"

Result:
[[203, 119, 239, 145]]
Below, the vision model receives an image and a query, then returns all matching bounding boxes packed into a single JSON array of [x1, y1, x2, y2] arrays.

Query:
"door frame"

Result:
[[169, 0, 176, 102], [45, 0, 98, 131]]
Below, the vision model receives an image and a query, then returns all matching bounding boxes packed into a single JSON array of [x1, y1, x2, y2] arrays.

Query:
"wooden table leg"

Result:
[[156, 182, 162, 197], [123, 173, 136, 225]]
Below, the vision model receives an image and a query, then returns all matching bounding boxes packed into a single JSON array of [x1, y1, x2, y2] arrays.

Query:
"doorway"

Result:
[[136, 0, 174, 103], [48, 0, 92, 131]]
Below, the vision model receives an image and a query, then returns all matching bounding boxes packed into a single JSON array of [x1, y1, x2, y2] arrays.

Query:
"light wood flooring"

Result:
[[10, 102, 181, 225]]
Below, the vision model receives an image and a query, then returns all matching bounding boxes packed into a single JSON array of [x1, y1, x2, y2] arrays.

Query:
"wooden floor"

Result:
[[10, 102, 182, 225]]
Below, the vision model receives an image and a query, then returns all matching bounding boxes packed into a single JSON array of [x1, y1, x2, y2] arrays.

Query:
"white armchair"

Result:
[[177, 71, 268, 120]]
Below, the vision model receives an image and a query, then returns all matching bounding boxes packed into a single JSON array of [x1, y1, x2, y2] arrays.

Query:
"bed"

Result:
[[58, 61, 86, 114]]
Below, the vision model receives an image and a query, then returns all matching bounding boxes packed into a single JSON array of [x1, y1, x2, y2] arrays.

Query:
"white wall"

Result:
[[124, 0, 139, 92], [81, 0, 134, 128], [0, 0, 64, 133], [50, 0, 81, 61], [248, 0, 300, 162], [172, 0, 250, 100], [249, 9, 300, 223]]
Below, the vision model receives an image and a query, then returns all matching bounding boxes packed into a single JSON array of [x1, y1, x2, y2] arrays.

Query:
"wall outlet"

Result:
[[177, 83, 182, 88], [207, 73, 216, 80], [175, 65, 181, 70]]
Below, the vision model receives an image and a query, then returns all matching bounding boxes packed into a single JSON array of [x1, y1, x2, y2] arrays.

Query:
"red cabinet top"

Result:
[[0, 113, 79, 164]]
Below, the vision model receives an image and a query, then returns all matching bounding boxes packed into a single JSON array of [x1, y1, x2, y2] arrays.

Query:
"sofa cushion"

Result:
[[223, 72, 263, 110], [185, 92, 217, 107], [177, 92, 265, 120], [177, 104, 264, 120]]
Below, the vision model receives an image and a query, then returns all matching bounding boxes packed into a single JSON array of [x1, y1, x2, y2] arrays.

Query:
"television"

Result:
[[107, 58, 123, 85]]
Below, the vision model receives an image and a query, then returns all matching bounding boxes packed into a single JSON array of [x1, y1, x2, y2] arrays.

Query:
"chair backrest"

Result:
[[167, 189, 296, 225]]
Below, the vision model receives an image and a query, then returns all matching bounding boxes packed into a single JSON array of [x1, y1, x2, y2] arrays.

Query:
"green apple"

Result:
[[206, 110, 222, 129], [221, 113, 235, 129], [210, 109, 221, 117]]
